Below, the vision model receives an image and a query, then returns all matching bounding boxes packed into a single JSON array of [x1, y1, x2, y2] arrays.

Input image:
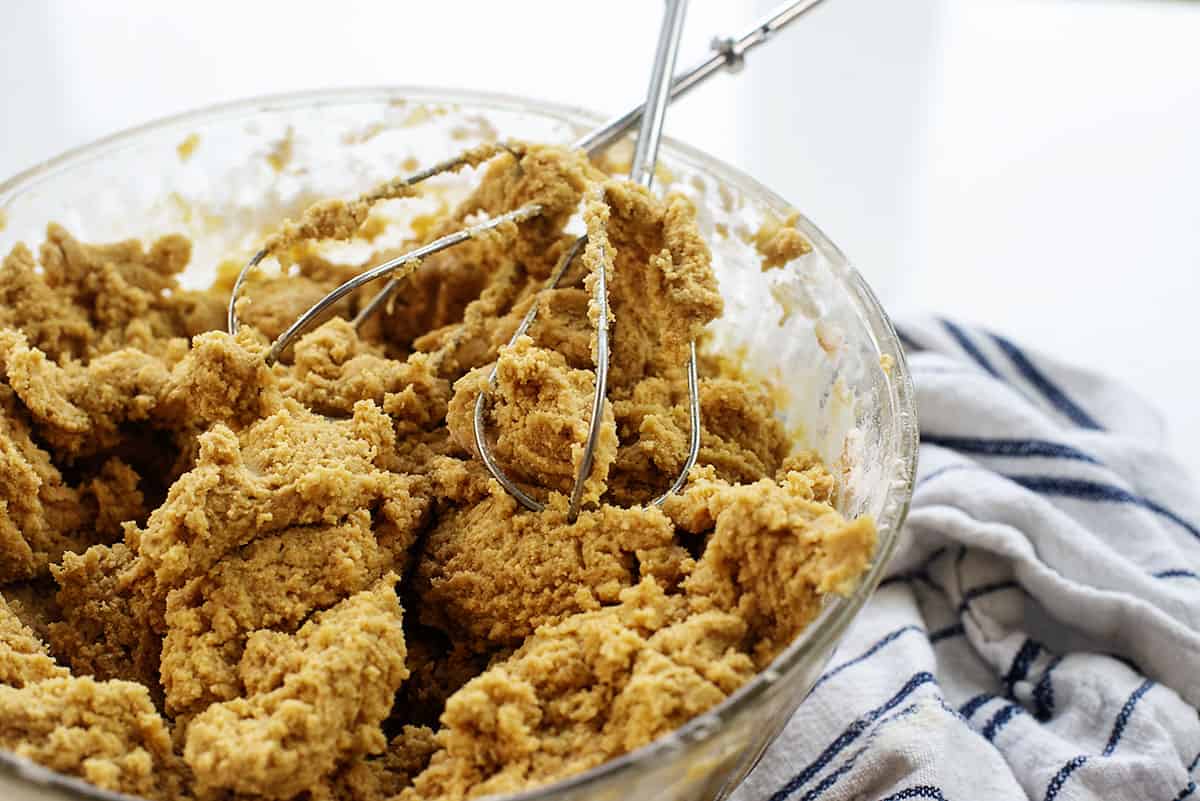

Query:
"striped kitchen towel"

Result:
[[733, 317, 1200, 801]]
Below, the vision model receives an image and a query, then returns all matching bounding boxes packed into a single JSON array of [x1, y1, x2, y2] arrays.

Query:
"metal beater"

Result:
[[228, 0, 828, 520]]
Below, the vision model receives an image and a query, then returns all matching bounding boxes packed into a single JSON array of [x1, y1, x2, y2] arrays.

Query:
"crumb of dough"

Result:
[[375, 725, 440, 795], [341, 122, 388, 146], [0, 579, 62, 645], [0, 596, 67, 687], [775, 449, 839, 505], [606, 375, 791, 505], [403, 468, 873, 801], [161, 327, 280, 429], [358, 213, 391, 241], [0, 243, 93, 361], [0, 328, 172, 459], [36, 223, 211, 358], [815, 319, 845, 357], [183, 577, 409, 799], [160, 510, 407, 717], [403, 106, 434, 128], [323, 725, 440, 801], [81, 458, 147, 541], [177, 133, 201, 162], [752, 211, 812, 271], [263, 143, 503, 259], [584, 182, 723, 382], [130, 398, 405, 595], [0, 675, 187, 800], [0, 139, 876, 801], [446, 335, 617, 506], [414, 491, 685, 652], [0, 225, 225, 369], [280, 318, 450, 428], [262, 193, 402, 258], [49, 542, 165, 693], [0, 384, 90, 582], [449, 114, 500, 144], [668, 466, 876, 667], [399, 579, 755, 801], [266, 127, 295, 173], [396, 634, 493, 729]]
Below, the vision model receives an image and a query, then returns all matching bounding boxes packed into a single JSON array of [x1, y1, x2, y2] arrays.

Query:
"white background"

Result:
[[2, 0, 1198, 476]]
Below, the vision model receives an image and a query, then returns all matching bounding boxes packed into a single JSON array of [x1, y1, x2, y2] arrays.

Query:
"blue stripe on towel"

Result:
[[922, 434, 1102, 465], [990, 333, 1103, 430], [801, 705, 922, 801], [1033, 655, 1064, 722], [1044, 755, 1089, 801], [1006, 475, 1200, 542], [941, 318, 1002, 379], [880, 570, 949, 597], [915, 464, 976, 489], [896, 326, 925, 353], [879, 547, 950, 595], [1154, 569, 1200, 580], [768, 672, 939, 801], [811, 626, 924, 693], [1039, 681, 1157, 800], [958, 580, 1021, 614], [1102, 679, 1155, 756], [915, 466, 1200, 545], [982, 702, 1026, 741], [930, 623, 966, 643], [1175, 781, 1197, 801], [1003, 639, 1043, 697], [958, 693, 994, 719], [799, 751, 861, 801], [879, 787, 949, 801]]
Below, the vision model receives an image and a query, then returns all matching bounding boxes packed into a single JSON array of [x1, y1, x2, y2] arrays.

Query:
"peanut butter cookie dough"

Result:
[[0, 141, 875, 801]]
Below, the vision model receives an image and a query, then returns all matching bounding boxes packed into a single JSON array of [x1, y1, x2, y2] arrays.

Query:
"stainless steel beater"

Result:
[[474, 0, 688, 522], [227, 0, 828, 520]]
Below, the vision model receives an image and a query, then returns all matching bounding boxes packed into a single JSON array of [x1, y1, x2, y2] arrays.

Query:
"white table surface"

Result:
[[2, 0, 1198, 477]]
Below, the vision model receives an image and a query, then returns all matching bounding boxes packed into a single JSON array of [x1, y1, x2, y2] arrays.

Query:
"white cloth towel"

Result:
[[732, 317, 1200, 801]]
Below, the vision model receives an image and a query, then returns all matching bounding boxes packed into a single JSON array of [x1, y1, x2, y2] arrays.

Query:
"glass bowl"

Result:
[[0, 87, 917, 801]]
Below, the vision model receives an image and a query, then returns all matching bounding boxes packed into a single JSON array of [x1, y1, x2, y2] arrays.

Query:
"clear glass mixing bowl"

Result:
[[0, 88, 917, 801]]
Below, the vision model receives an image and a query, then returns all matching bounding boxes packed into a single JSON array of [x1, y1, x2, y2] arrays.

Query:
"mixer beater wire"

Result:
[[226, 0, 828, 519]]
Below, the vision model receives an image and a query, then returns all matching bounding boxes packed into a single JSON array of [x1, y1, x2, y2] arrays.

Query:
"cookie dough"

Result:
[[753, 211, 811, 271], [0, 140, 875, 801]]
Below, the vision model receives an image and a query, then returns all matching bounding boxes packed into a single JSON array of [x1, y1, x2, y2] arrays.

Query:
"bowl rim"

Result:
[[0, 86, 918, 801]]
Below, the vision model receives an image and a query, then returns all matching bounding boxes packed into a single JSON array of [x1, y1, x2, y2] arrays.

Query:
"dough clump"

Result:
[[0, 141, 874, 800]]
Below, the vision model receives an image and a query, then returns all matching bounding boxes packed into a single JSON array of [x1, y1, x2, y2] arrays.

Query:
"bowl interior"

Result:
[[0, 87, 917, 801]]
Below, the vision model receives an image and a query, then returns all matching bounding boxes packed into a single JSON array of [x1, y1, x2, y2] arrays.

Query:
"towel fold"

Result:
[[733, 317, 1200, 801]]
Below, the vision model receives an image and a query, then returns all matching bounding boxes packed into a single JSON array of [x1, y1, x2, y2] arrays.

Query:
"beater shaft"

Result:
[[575, 0, 827, 154]]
